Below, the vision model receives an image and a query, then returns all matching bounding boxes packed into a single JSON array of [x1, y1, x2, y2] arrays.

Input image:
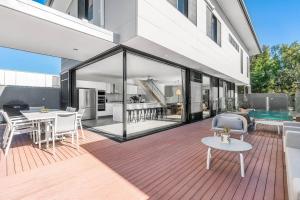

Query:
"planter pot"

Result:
[[221, 134, 230, 144]]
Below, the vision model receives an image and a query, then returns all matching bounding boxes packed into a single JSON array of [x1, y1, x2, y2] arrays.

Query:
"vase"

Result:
[[221, 134, 230, 144]]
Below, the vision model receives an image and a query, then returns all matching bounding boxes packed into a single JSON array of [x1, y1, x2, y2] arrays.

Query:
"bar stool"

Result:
[[135, 104, 143, 122], [141, 103, 148, 121], [127, 104, 134, 123]]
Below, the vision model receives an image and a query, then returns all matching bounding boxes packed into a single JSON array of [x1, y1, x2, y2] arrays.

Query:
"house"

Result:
[[0, 0, 260, 140]]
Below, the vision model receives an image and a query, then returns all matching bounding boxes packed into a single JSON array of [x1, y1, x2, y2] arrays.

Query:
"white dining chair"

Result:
[[51, 113, 78, 155], [66, 107, 76, 112], [1, 111, 37, 157], [1, 110, 33, 147], [77, 108, 85, 138], [29, 106, 44, 111]]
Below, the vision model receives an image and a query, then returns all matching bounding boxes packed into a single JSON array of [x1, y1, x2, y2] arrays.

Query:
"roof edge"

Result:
[[238, 0, 262, 54]]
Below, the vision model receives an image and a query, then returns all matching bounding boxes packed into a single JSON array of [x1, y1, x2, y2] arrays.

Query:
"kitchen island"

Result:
[[112, 103, 162, 122]]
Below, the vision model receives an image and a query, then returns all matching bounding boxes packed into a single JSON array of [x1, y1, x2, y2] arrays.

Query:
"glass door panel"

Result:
[[126, 53, 186, 137], [190, 71, 202, 121], [202, 75, 211, 119]]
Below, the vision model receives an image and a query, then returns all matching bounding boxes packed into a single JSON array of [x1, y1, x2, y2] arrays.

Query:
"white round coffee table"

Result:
[[201, 136, 252, 177]]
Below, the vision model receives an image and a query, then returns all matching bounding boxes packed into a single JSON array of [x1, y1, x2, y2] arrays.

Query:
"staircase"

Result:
[[136, 79, 166, 106]]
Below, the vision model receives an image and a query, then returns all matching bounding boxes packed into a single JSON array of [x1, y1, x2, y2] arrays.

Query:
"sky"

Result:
[[0, 47, 61, 75], [245, 0, 300, 46], [0, 0, 299, 75], [33, 0, 47, 4]]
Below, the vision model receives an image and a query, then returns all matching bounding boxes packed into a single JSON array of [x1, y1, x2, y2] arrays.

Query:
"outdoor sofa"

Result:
[[211, 113, 248, 141], [285, 130, 300, 200], [283, 121, 300, 152]]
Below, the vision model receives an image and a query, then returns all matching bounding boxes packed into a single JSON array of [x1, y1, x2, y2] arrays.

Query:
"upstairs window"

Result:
[[177, 0, 188, 17], [247, 57, 250, 77], [85, 0, 93, 21], [167, 0, 197, 25], [206, 7, 221, 46], [229, 34, 239, 52], [240, 50, 244, 74], [78, 0, 93, 21]]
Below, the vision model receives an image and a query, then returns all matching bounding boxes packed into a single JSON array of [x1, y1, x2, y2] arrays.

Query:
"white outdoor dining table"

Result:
[[20, 110, 71, 148], [20, 110, 70, 121]]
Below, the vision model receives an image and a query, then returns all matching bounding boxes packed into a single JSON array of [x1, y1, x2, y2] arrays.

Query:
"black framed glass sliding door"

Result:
[[202, 75, 211, 119], [189, 70, 203, 122]]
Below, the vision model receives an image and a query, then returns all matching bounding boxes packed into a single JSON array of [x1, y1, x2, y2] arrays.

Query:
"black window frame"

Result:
[[177, 0, 189, 17], [206, 7, 221, 46], [240, 50, 244, 74], [166, 0, 197, 25], [229, 34, 239, 52], [78, 0, 93, 21], [247, 56, 250, 77], [85, 0, 93, 21]]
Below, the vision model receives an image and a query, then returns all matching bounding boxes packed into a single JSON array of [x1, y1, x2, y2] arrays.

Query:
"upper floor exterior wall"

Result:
[[48, 0, 260, 85], [132, 0, 258, 85]]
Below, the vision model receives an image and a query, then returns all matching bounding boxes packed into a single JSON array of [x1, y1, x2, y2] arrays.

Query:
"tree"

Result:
[[250, 42, 300, 96]]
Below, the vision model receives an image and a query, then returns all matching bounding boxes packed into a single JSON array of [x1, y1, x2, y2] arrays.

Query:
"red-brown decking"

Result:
[[0, 119, 287, 200]]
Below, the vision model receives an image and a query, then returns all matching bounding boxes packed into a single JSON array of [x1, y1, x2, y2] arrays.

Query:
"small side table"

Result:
[[201, 136, 252, 177]]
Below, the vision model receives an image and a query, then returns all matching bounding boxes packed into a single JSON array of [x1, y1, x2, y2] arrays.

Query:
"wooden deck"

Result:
[[0, 119, 287, 200]]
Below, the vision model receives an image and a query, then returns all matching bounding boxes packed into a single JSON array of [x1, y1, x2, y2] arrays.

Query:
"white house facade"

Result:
[[0, 0, 260, 140]]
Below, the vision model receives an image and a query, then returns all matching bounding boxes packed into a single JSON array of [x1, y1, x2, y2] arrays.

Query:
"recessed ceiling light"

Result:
[[73, 48, 79, 51]]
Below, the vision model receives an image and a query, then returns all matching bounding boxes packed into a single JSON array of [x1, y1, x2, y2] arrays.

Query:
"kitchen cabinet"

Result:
[[106, 83, 112, 93], [106, 83, 122, 94], [127, 85, 138, 94], [98, 103, 113, 117]]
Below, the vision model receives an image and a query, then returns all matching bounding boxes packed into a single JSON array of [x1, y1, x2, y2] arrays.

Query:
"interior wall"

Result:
[[104, 0, 136, 42]]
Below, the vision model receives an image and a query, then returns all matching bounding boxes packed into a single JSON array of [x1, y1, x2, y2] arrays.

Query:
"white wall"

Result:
[[0, 69, 59, 88], [49, 0, 253, 85], [66, 0, 78, 17], [135, 0, 250, 85], [76, 80, 107, 90], [104, 0, 136, 42]]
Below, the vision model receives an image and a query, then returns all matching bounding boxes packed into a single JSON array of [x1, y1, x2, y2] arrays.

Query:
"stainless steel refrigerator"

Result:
[[78, 88, 96, 120]]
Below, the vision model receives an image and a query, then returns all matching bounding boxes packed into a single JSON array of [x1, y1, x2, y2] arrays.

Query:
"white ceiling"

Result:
[[0, 0, 116, 61], [76, 52, 183, 84], [216, 0, 261, 55]]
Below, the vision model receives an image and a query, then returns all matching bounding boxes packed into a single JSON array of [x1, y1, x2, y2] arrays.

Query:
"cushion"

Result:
[[216, 116, 243, 130], [292, 178, 300, 199], [293, 178, 300, 200], [286, 147, 300, 179], [230, 112, 251, 124], [286, 131, 300, 149]]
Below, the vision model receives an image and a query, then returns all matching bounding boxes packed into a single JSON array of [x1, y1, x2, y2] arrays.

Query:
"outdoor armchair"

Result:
[[212, 113, 248, 141]]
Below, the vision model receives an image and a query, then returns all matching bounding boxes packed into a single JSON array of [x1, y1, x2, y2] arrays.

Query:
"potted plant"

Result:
[[221, 127, 231, 144], [40, 106, 49, 113]]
